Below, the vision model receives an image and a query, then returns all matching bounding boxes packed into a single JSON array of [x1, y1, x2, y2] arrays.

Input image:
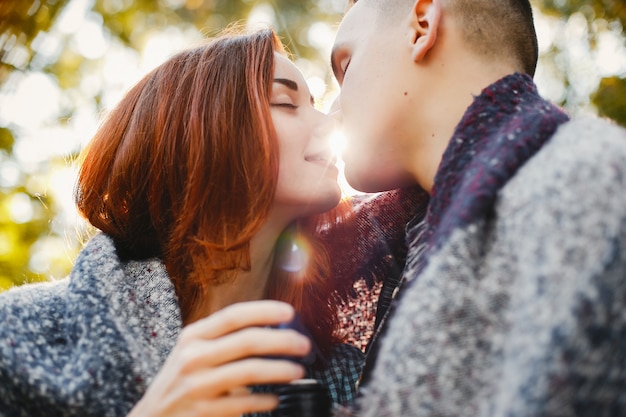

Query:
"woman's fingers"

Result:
[[182, 300, 296, 342], [176, 327, 311, 372], [132, 387, 280, 417], [180, 357, 305, 398], [129, 301, 310, 417], [189, 392, 279, 417], [227, 386, 251, 396]]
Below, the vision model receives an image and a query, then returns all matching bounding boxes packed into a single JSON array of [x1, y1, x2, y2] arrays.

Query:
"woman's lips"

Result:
[[305, 153, 337, 166]]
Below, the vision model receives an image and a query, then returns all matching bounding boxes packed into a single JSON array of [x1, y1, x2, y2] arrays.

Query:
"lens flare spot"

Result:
[[329, 129, 346, 159], [278, 235, 312, 276]]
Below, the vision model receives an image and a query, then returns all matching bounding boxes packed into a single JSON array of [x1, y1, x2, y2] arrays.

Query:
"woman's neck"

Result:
[[185, 215, 288, 322]]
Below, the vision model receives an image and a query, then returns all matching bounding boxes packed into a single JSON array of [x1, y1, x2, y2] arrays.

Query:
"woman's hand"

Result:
[[129, 300, 311, 417]]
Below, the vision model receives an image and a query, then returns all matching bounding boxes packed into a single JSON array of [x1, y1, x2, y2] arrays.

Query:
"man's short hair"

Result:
[[446, 0, 538, 76], [368, 0, 539, 76]]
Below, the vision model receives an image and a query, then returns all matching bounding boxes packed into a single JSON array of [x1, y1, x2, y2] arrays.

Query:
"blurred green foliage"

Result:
[[1, 0, 69, 289], [0, 0, 69, 85], [592, 76, 626, 126], [535, 0, 626, 120], [535, 0, 626, 25], [0, 0, 624, 291]]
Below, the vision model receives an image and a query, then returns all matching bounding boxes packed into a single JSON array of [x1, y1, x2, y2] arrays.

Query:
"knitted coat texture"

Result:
[[0, 234, 364, 417], [338, 73, 626, 416]]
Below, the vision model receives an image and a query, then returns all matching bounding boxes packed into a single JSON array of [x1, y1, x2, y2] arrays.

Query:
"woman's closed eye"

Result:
[[271, 102, 299, 110]]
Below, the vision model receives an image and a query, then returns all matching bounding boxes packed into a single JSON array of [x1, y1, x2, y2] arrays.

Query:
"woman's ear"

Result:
[[407, 0, 441, 62]]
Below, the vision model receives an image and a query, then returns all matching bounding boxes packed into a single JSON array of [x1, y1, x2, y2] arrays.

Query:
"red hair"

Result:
[[76, 28, 349, 359]]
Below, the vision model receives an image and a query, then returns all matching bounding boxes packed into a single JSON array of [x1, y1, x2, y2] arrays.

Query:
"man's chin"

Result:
[[344, 167, 391, 194]]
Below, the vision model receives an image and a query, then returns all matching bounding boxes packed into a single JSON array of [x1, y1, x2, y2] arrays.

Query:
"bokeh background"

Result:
[[1, 0, 625, 291]]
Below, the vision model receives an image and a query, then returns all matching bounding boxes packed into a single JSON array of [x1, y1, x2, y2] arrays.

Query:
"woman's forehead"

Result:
[[273, 53, 304, 83]]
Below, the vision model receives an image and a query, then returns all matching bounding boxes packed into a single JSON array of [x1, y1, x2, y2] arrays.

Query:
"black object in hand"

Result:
[[274, 379, 332, 417]]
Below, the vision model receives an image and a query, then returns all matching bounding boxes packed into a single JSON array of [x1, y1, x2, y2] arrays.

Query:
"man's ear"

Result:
[[407, 0, 441, 62]]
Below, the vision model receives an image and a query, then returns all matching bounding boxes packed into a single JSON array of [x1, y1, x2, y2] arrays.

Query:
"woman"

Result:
[[0, 27, 428, 417]]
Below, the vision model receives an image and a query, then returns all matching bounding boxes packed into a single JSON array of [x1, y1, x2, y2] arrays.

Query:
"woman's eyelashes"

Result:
[[271, 102, 299, 110], [270, 90, 316, 110]]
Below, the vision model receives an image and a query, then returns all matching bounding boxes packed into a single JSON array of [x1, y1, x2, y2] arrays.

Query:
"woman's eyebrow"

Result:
[[273, 78, 298, 91], [274, 77, 314, 105]]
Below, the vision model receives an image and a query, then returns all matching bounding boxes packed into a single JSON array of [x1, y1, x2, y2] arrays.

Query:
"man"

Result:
[[331, 0, 626, 415]]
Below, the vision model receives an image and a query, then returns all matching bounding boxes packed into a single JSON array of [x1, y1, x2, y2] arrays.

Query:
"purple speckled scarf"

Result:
[[416, 72, 570, 269]]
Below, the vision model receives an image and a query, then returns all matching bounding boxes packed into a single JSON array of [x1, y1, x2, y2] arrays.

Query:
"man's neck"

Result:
[[407, 62, 518, 193]]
